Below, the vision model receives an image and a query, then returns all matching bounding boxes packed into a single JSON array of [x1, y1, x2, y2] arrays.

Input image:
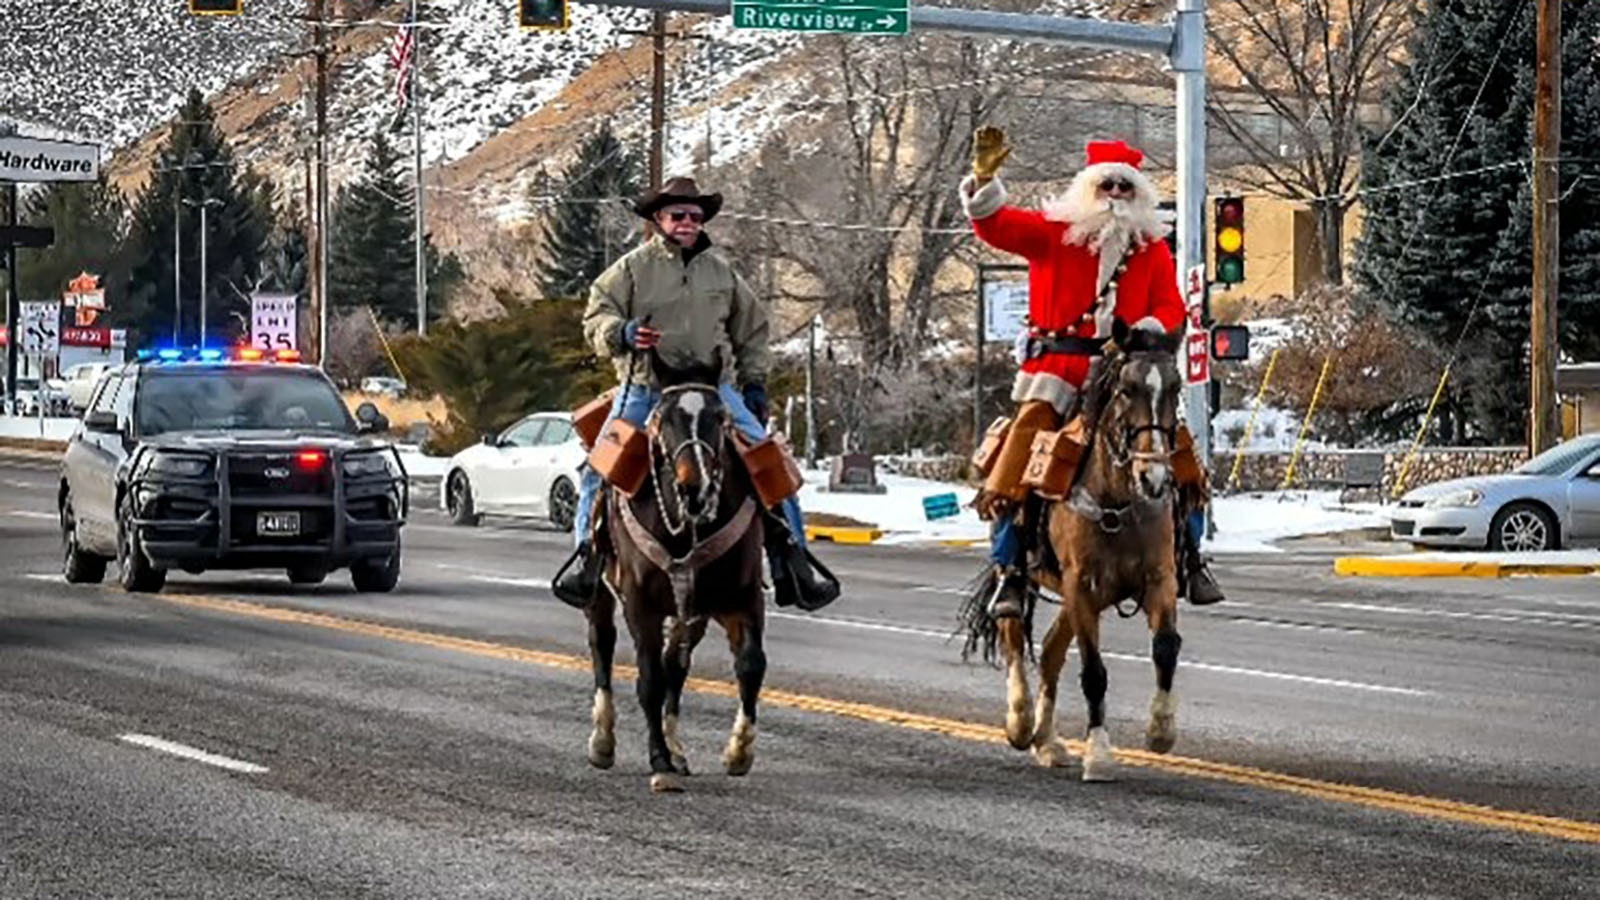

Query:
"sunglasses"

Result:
[[1099, 179, 1135, 194], [666, 210, 704, 223]]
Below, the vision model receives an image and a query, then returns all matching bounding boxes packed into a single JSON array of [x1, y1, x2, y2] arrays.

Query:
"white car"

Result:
[[64, 363, 116, 411], [441, 412, 585, 530], [361, 376, 408, 398]]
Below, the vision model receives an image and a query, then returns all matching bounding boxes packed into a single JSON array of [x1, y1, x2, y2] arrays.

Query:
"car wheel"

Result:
[[1489, 502, 1559, 553], [61, 491, 107, 585], [549, 477, 578, 533], [447, 471, 480, 527], [117, 496, 167, 593], [287, 566, 328, 586], [351, 540, 402, 593]]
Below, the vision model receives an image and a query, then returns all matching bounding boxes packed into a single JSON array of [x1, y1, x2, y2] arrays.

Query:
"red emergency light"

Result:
[[295, 450, 326, 470]]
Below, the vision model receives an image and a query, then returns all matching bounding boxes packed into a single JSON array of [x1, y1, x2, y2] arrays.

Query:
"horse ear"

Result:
[[648, 349, 674, 387], [1111, 318, 1131, 348]]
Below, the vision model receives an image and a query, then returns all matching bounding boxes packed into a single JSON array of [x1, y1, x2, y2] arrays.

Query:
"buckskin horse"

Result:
[[584, 356, 768, 793], [960, 321, 1186, 781]]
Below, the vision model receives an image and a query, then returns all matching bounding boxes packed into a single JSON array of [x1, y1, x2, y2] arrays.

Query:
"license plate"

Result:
[[258, 511, 301, 536]]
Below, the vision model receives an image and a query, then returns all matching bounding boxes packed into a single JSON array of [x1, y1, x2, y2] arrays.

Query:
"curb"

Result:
[[1334, 556, 1600, 578], [805, 525, 884, 545]]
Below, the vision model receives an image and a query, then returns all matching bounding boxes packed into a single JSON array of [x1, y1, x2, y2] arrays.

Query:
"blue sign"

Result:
[[922, 493, 960, 521]]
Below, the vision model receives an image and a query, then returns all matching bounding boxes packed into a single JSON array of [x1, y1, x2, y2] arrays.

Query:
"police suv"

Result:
[[59, 347, 407, 593]]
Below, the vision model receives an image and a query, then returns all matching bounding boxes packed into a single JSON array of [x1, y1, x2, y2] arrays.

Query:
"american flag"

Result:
[[389, 22, 415, 111]]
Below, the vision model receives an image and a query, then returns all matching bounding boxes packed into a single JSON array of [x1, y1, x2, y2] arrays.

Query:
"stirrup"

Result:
[[988, 566, 1027, 619], [552, 544, 602, 609]]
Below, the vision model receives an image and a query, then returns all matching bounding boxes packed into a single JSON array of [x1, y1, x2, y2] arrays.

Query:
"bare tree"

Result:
[[1208, 0, 1419, 285]]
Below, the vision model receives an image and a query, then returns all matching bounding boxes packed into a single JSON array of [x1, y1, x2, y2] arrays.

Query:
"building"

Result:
[[1557, 363, 1600, 437]]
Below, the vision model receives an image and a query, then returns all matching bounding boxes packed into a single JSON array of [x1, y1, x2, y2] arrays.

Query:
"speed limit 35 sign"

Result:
[[250, 294, 298, 351]]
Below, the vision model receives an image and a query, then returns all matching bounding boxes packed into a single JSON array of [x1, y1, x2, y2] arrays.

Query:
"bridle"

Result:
[[1097, 350, 1178, 473], [647, 384, 729, 538]]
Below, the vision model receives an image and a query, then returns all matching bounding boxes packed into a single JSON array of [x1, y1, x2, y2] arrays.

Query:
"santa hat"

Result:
[[1084, 140, 1144, 170]]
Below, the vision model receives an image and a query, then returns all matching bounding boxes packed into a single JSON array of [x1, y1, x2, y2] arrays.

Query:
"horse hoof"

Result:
[[1081, 727, 1117, 782], [723, 749, 754, 777], [1031, 738, 1074, 769], [672, 755, 692, 776], [1005, 711, 1035, 751], [588, 732, 616, 770], [650, 772, 685, 793], [1146, 717, 1177, 755]]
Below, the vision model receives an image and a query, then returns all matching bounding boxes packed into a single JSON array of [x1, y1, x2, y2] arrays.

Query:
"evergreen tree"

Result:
[[17, 180, 128, 310], [119, 88, 274, 348], [535, 122, 645, 300], [1353, 0, 1600, 444], [329, 131, 459, 330]]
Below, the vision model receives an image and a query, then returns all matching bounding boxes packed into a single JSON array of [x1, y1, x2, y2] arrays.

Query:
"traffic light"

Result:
[[1214, 196, 1245, 286], [520, 0, 569, 31], [189, 0, 242, 14], [1210, 324, 1251, 361]]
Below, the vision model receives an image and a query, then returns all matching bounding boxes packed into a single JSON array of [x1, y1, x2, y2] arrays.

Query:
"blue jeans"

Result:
[[573, 383, 807, 553], [990, 516, 1021, 568]]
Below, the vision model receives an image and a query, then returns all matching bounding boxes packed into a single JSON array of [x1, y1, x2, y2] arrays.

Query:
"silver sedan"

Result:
[[1391, 434, 1600, 552]]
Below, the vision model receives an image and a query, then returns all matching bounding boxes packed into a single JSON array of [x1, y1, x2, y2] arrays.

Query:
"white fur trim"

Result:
[[1133, 316, 1166, 333], [1011, 370, 1078, 415], [960, 174, 1007, 220]]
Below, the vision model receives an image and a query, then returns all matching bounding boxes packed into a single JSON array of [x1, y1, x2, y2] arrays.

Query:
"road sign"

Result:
[[1183, 264, 1209, 386], [982, 279, 1029, 342], [0, 136, 100, 183], [20, 302, 61, 356], [922, 493, 960, 521], [251, 293, 298, 351], [733, 0, 909, 35], [0, 225, 56, 249]]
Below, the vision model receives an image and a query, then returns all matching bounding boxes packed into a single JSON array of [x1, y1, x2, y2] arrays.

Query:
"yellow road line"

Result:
[[805, 525, 884, 545], [157, 591, 1600, 845]]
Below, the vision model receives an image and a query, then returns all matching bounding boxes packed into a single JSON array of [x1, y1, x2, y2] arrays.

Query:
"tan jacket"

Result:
[[583, 234, 770, 387]]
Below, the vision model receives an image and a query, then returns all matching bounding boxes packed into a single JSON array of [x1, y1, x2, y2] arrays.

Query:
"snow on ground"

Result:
[[395, 445, 450, 480], [799, 468, 1388, 553], [1207, 490, 1386, 554], [1210, 406, 1310, 453]]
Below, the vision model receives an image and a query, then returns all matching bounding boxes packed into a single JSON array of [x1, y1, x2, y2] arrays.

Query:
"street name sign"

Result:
[[733, 0, 909, 35]]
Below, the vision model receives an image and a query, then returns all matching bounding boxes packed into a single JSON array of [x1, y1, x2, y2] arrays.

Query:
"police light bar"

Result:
[[274, 349, 302, 363], [237, 347, 265, 362]]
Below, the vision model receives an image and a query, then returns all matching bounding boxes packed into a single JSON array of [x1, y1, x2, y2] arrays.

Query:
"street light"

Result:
[[181, 195, 224, 348]]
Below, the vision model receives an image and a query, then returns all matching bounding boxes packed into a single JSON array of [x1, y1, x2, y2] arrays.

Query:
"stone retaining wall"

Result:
[[1216, 447, 1527, 498]]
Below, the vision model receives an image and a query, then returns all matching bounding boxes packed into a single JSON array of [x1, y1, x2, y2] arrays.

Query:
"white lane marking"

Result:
[[436, 563, 520, 578], [25, 573, 62, 582], [912, 585, 969, 596], [4, 479, 43, 489], [118, 733, 269, 774], [769, 611, 1430, 696], [469, 575, 552, 589], [5, 510, 56, 520], [1323, 600, 1600, 631]]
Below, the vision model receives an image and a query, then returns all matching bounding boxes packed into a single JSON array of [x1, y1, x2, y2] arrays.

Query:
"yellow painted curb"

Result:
[[1334, 557, 1600, 578], [805, 525, 883, 545]]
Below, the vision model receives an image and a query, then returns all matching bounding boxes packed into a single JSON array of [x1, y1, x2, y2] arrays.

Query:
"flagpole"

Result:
[[411, 0, 427, 336]]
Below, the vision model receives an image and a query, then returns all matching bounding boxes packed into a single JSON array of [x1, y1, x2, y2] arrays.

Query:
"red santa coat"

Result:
[[964, 175, 1186, 413]]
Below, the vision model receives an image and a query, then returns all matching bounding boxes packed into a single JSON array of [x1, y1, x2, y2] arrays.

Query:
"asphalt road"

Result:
[[2, 456, 1597, 898]]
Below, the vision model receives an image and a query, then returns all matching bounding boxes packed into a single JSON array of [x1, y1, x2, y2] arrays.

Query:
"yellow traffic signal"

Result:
[[520, 0, 569, 31], [1214, 196, 1245, 285]]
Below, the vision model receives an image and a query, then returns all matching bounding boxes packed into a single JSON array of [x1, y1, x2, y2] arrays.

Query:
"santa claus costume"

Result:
[[961, 138, 1223, 615]]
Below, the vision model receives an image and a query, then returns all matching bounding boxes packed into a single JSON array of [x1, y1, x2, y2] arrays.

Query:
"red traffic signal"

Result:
[[1210, 324, 1250, 361], [520, 0, 569, 30], [189, 0, 242, 14]]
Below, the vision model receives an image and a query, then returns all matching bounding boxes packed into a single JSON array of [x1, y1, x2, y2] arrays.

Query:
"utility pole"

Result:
[[182, 195, 222, 348], [311, 0, 331, 369], [411, 0, 428, 335], [173, 193, 183, 345], [806, 314, 818, 468], [4, 182, 16, 412], [1531, 0, 1561, 452], [649, 8, 667, 189]]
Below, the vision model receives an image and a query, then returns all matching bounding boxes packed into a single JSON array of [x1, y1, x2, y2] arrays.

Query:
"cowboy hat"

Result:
[[633, 176, 724, 223]]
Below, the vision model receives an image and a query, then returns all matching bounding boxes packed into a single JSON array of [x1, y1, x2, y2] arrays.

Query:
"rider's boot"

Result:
[[988, 565, 1029, 619], [765, 512, 841, 611], [553, 542, 604, 609], [1182, 539, 1225, 606]]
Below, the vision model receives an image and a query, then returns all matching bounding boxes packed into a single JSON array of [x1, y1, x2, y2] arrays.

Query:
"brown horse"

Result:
[[964, 322, 1185, 782], [584, 357, 768, 793]]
